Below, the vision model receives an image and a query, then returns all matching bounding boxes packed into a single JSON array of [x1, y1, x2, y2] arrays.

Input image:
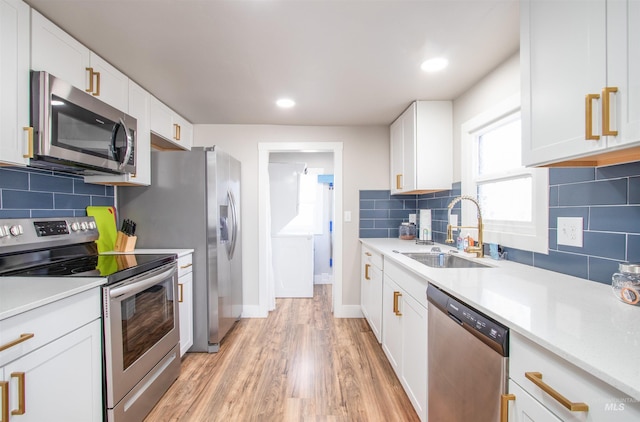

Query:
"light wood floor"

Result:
[[144, 284, 420, 421]]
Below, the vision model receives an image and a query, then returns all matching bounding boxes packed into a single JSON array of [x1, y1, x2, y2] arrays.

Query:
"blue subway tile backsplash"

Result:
[[0, 167, 114, 218], [359, 161, 640, 285]]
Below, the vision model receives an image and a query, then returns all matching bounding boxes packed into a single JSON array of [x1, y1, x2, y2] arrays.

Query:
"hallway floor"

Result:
[[144, 284, 420, 421]]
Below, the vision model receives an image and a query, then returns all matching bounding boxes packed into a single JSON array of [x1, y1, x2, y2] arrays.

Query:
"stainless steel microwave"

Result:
[[30, 71, 136, 175]]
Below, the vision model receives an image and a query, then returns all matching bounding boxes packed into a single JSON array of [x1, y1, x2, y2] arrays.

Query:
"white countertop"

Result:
[[0, 249, 193, 322], [361, 238, 640, 401], [0, 277, 106, 321]]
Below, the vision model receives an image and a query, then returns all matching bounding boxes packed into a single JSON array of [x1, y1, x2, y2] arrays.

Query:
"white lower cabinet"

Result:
[[360, 245, 383, 342], [178, 253, 194, 356], [507, 331, 640, 422], [0, 288, 103, 422], [382, 260, 427, 422]]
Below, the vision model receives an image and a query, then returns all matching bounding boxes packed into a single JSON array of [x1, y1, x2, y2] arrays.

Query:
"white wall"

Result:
[[193, 125, 389, 310], [452, 53, 520, 181]]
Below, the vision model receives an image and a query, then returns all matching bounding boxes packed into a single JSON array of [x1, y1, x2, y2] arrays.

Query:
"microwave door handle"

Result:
[[109, 266, 177, 301], [117, 118, 133, 171]]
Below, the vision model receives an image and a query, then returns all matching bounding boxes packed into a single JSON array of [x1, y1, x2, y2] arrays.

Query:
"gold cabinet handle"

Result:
[[0, 333, 34, 352], [500, 394, 515, 422], [602, 86, 618, 136], [525, 372, 588, 412], [10, 372, 25, 416], [178, 283, 184, 303], [85, 67, 100, 96], [365, 264, 371, 280], [585, 93, 600, 140], [86, 67, 94, 94], [396, 174, 403, 190], [23, 127, 34, 159], [94, 71, 101, 96], [180, 263, 193, 269], [365, 252, 372, 257], [1, 381, 8, 422], [393, 291, 402, 316], [174, 124, 181, 141]]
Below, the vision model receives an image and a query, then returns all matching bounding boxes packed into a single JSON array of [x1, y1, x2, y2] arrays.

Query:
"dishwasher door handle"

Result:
[[448, 312, 463, 325]]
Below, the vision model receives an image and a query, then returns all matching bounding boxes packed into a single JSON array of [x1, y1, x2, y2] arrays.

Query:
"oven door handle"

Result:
[[109, 265, 177, 300]]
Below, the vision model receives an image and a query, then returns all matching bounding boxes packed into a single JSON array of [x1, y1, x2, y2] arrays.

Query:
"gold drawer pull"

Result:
[[393, 291, 402, 316], [365, 252, 372, 256], [396, 174, 403, 190], [365, 264, 371, 280], [0, 333, 34, 352], [178, 283, 184, 303], [1, 381, 8, 422], [585, 93, 600, 140], [10, 372, 25, 415], [525, 372, 588, 412], [602, 86, 618, 136], [500, 394, 515, 422], [180, 263, 193, 269]]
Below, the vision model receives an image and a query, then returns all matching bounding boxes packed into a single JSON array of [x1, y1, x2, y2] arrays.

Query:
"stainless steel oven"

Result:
[[103, 261, 180, 422], [0, 217, 180, 422]]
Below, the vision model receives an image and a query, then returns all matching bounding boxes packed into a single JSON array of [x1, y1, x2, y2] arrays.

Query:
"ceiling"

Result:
[[25, 0, 520, 126]]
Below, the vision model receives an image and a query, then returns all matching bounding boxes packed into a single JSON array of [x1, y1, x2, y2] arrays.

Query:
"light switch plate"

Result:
[[557, 217, 583, 247], [344, 211, 351, 222]]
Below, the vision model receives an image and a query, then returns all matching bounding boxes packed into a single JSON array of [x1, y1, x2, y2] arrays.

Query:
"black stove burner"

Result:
[[1, 251, 176, 285]]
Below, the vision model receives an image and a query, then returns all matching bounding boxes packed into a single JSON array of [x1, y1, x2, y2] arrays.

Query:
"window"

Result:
[[461, 94, 548, 254]]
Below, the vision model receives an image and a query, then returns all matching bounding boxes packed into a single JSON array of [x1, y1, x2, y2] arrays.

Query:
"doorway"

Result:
[[258, 143, 343, 315], [269, 152, 334, 297]]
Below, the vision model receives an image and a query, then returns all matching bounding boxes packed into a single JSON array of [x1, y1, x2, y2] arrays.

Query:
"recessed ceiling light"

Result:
[[421, 57, 448, 73], [276, 98, 296, 108]]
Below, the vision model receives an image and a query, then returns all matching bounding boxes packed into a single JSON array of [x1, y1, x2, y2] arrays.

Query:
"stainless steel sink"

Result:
[[402, 252, 490, 268]]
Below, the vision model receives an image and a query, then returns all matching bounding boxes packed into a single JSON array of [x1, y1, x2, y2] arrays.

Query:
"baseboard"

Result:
[[241, 305, 268, 318], [243, 304, 362, 319], [333, 304, 363, 318]]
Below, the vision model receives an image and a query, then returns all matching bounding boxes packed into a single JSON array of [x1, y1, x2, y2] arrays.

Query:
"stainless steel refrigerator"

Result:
[[118, 147, 242, 353]]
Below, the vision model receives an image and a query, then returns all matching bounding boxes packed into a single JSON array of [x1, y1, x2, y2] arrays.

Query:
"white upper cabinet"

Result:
[[0, 0, 30, 166], [86, 52, 129, 113], [149, 96, 193, 150], [522, 0, 640, 167], [31, 9, 128, 112], [85, 80, 151, 186], [390, 101, 452, 194]]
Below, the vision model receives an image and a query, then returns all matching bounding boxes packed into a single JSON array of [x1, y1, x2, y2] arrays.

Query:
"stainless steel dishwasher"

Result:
[[427, 284, 509, 422]]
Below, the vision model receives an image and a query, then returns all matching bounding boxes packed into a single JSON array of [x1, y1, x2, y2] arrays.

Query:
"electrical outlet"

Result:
[[557, 217, 583, 247]]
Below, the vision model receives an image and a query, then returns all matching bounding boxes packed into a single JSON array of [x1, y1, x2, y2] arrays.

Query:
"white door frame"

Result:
[[258, 142, 343, 316]]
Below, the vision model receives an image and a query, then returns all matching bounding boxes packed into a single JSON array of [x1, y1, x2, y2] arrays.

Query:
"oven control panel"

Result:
[[0, 216, 98, 254]]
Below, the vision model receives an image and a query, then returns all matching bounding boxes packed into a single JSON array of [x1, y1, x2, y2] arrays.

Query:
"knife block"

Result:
[[114, 231, 137, 252]]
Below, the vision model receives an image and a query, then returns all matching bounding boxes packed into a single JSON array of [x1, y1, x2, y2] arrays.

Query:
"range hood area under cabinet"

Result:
[[522, 0, 640, 168], [390, 101, 452, 195]]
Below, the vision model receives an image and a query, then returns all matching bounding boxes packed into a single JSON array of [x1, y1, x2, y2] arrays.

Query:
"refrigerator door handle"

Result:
[[228, 190, 238, 260]]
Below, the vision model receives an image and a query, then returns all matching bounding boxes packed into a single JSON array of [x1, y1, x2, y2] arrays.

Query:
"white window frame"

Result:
[[461, 94, 548, 254]]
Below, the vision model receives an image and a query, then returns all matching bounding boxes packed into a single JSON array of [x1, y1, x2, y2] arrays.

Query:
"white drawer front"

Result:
[[362, 245, 383, 270], [510, 332, 640, 421], [385, 260, 427, 308], [0, 288, 101, 366]]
